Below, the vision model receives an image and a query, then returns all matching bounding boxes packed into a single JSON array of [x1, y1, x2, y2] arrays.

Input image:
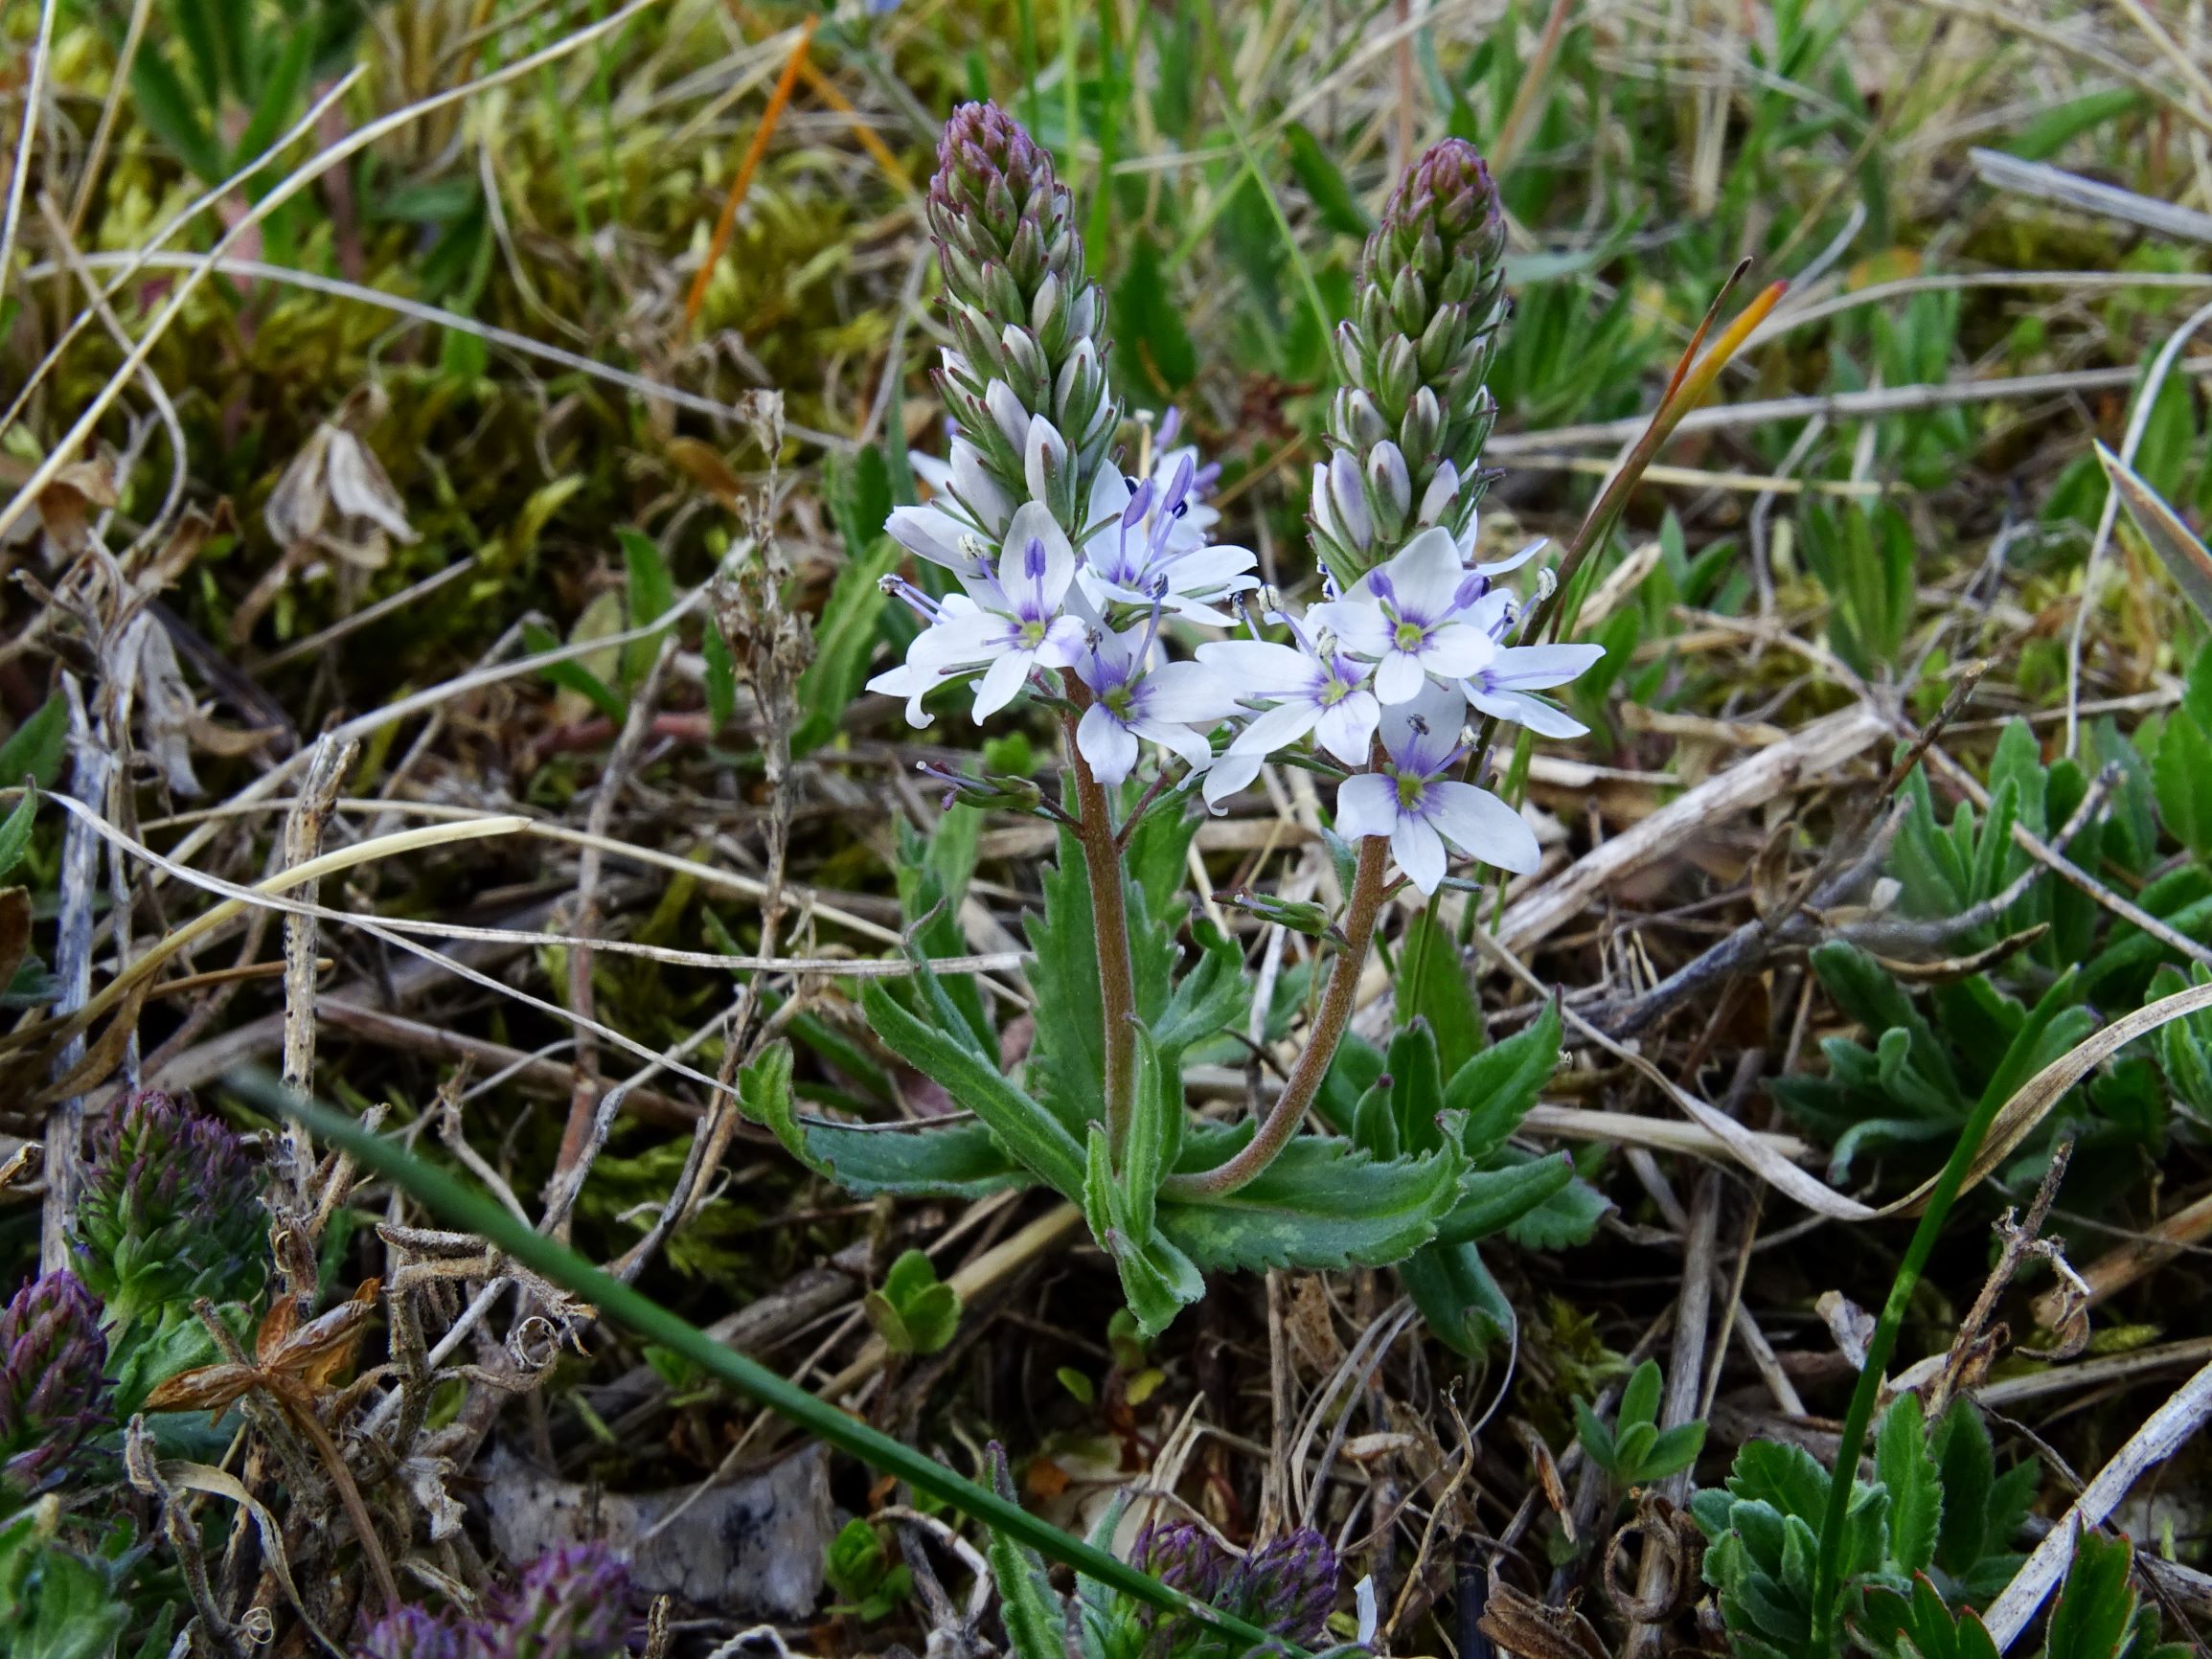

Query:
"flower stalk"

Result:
[[1062, 695, 1140, 1166], [1161, 831, 1390, 1201]]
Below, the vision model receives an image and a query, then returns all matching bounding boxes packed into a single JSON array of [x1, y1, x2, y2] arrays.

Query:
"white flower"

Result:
[[1079, 453, 1256, 625], [1460, 640, 1606, 738], [1334, 683, 1539, 895], [892, 437, 1013, 591], [868, 502, 1086, 722], [1071, 624, 1238, 784], [1310, 526, 1496, 704], [1197, 614, 1379, 808]]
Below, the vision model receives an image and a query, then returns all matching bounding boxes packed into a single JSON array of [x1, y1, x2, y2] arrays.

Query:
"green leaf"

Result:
[[1641, 1420, 1706, 1482], [794, 531, 902, 756], [0, 791, 36, 886], [1152, 918, 1245, 1063], [828, 443, 895, 563], [521, 619, 627, 724], [702, 621, 738, 730], [1574, 1398, 1620, 1474], [1385, 1020, 1448, 1153], [1127, 795, 1200, 920], [866, 1248, 962, 1355], [1403, 1240, 1515, 1356], [1284, 120, 1373, 236], [128, 50, 225, 182], [1122, 1028, 1180, 1235], [1620, 1359, 1664, 1431], [618, 528, 677, 689], [1159, 1130, 1461, 1271], [1445, 997, 1562, 1161], [2044, 1531, 2138, 1659], [1431, 1150, 1574, 1245], [1503, 1170, 1612, 1250], [736, 1037, 1027, 1198], [0, 693, 67, 792], [2154, 708, 2212, 859], [1113, 232, 1197, 394], [2101, 439, 2212, 628], [1401, 913, 1482, 1079], [231, 18, 313, 174], [1083, 1126, 1205, 1338], [862, 977, 1085, 1195], [1875, 1393, 1942, 1575], [984, 1449, 1070, 1659]]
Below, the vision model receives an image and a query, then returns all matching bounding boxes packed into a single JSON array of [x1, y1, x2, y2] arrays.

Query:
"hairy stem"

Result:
[[1163, 832, 1390, 1201], [1062, 699, 1139, 1167]]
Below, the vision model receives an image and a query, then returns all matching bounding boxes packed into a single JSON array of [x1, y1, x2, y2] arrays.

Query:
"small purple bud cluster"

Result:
[[356, 1544, 632, 1659], [1135, 1521, 1341, 1656], [925, 101, 1116, 532], [72, 1089, 267, 1332], [1314, 139, 1510, 582], [0, 1270, 109, 1500]]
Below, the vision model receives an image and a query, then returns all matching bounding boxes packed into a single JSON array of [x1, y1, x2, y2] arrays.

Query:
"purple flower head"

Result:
[[1223, 1530, 1340, 1646], [0, 1271, 109, 1498], [484, 1543, 632, 1659], [74, 1089, 266, 1329], [357, 1606, 471, 1659], [1370, 139, 1505, 297], [1136, 1521, 1230, 1604], [1334, 683, 1538, 895]]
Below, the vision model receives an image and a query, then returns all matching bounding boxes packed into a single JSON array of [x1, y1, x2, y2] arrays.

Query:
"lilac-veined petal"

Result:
[[1001, 501, 1076, 610], [1202, 748, 1267, 808], [907, 450, 954, 494], [1413, 622, 1497, 680], [1196, 639, 1317, 695], [1484, 642, 1605, 691], [1144, 659, 1241, 724], [950, 440, 1013, 533], [1375, 526, 1465, 616], [1023, 415, 1070, 505], [1373, 650, 1429, 706], [1309, 598, 1392, 658], [1468, 686, 1589, 739], [1077, 703, 1143, 783], [887, 505, 972, 570], [1392, 814, 1448, 895], [907, 611, 1007, 670], [985, 380, 1029, 449], [1224, 699, 1323, 764], [1426, 781, 1540, 874], [1131, 716, 1216, 772], [1334, 773, 1400, 841], [971, 652, 1033, 720], [1312, 691, 1380, 765], [867, 659, 949, 727], [1474, 537, 1546, 578]]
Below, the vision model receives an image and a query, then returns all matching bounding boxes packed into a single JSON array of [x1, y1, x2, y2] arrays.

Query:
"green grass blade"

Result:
[[227, 1067, 1294, 1654]]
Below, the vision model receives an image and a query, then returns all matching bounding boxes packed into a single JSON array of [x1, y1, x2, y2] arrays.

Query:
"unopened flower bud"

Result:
[[1217, 888, 1337, 939], [74, 1090, 266, 1333], [0, 1272, 108, 1499]]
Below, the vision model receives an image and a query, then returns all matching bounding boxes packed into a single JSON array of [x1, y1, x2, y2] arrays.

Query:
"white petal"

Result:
[[1309, 599, 1391, 658], [1426, 781, 1540, 875], [1380, 526, 1465, 614], [985, 380, 1029, 448], [1132, 716, 1216, 771], [1023, 415, 1069, 505], [1078, 704, 1141, 783], [971, 652, 1032, 719], [1392, 815, 1448, 895], [1474, 537, 1546, 577], [1334, 773, 1400, 841], [888, 504, 971, 569], [1470, 686, 1589, 739], [1001, 500, 1077, 609], [1144, 660, 1240, 724], [1486, 642, 1606, 691], [1203, 748, 1266, 808], [1414, 623, 1496, 680], [1196, 639, 1315, 695], [908, 449, 954, 493], [1313, 692, 1380, 765], [1225, 699, 1322, 763], [950, 440, 1014, 533], [1373, 651, 1427, 706]]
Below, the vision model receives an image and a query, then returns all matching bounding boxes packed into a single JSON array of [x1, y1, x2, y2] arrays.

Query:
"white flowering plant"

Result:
[[748, 103, 1606, 1338]]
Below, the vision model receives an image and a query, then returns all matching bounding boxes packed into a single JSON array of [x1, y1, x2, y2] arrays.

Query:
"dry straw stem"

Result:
[[0, 798, 527, 1061], [0, 0, 674, 547], [1982, 1355, 2212, 1650], [681, 16, 820, 333]]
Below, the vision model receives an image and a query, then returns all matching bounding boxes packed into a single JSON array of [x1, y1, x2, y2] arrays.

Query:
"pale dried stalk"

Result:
[[277, 736, 357, 1212]]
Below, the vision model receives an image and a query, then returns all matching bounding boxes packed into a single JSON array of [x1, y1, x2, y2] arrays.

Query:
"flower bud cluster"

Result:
[[870, 108, 1600, 900], [0, 1271, 108, 1501], [926, 102, 1115, 531], [72, 1089, 267, 1334], [1313, 140, 1509, 583], [357, 1544, 632, 1659], [1135, 1521, 1342, 1655]]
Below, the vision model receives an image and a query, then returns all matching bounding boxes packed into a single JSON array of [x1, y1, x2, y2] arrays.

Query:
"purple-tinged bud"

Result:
[[73, 1089, 266, 1332], [1224, 1529, 1340, 1645], [1367, 441, 1412, 524], [0, 1272, 109, 1498], [1135, 1521, 1229, 1604], [1327, 451, 1371, 551], [483, 1543, 632, 1659], [357, 1606, 470, 1659], [1322, 138, 1510, 578]]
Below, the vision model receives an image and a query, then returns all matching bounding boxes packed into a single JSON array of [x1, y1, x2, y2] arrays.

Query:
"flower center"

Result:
[[1105, 684, 1136, 719], [1017, 618, 1050, 649], [1393, 620, 1427, 652], [1317, 675, 1348, 707], [1395, 771, 1426, 810]]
